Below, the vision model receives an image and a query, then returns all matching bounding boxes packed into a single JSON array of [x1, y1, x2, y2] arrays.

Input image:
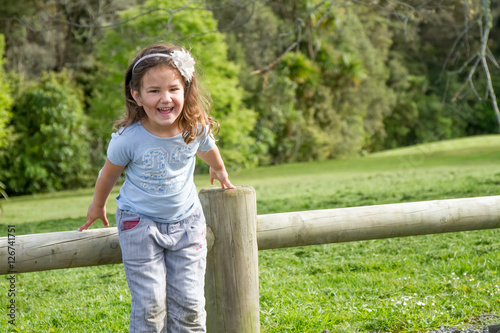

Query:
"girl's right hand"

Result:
[[78, 201, 109, 231]]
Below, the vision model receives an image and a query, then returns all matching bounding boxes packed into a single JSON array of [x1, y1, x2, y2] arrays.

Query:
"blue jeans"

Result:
[[116, 206, 207, 333]]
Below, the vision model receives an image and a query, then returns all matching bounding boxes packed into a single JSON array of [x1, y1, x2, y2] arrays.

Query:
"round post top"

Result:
[[199, 185, 255, 197]]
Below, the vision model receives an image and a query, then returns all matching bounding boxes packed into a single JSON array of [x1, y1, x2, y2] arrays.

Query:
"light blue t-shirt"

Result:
[[107, 122, 215, 223]]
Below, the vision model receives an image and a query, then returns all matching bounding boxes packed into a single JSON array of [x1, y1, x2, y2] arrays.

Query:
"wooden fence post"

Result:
[[199, 186, 260, 333]]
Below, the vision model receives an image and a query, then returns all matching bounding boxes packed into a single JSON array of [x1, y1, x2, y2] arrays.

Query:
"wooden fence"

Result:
[[1, 186, 500, 332]]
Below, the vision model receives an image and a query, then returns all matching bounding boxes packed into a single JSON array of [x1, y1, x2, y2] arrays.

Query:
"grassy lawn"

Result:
[[1, 134, 500, 332]]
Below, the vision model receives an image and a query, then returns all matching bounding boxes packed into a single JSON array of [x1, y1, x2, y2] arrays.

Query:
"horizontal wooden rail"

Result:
[[256, 195, 500, 250], [1, 195, 500, 275], [0, 225, 215, 275], [1, 228, 122, 274]]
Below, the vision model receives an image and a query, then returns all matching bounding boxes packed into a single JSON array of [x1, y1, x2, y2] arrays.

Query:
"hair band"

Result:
[[132, 50, 196, 82]]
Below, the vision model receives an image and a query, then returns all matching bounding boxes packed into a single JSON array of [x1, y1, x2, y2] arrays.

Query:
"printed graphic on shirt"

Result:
[[170, 145, 195, 164], [141, 146, 192, 194]]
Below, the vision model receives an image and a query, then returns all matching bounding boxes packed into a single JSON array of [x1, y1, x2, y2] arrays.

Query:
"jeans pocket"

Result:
[[123, 220, 140, 231], [117, 209, 143, 233], [185, 213, 207, 251], [117, 211, 154, 261]]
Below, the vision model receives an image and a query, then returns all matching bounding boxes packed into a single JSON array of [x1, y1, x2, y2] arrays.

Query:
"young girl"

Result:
[[78, 43, 234, 332]]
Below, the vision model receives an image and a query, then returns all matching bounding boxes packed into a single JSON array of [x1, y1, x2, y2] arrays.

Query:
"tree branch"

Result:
[[250, 0, 336, 77], [250, 41, 298, 75], [487, 47, 500, 69], [452, 56, 481, 102], [438, 21, 476, 83], [0, 2, 199, 31], [479, 0, 500, 130]]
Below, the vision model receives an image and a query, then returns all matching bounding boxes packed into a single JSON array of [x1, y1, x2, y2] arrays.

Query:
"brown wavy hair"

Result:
[[117, 43, 219, 144]]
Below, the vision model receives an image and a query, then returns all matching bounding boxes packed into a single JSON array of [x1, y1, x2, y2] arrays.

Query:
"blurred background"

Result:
[[0, 0, 499, 196]]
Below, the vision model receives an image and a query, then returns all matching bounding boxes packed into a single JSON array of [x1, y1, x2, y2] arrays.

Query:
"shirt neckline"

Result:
[[136, 121, 184, 140]]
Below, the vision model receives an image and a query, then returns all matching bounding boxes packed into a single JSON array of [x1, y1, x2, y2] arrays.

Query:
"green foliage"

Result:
[[279, 52, 321, 86], [0, 34, 13, 201], [0, 34, 13, 151], [384, 1, 500, 146], [249, 3, 398, 162], [88, 0, 257, 169], [384, 70, 456, 148], [0, 0, 138, 77], [330, 6, 396, 154], [0, 71, 92, 195], [251, 74, 303, 164], [0, 0, 499, 195], [244, 0, 498, 161]]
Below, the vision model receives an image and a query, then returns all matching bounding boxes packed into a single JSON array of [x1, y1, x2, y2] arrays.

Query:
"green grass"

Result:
[[259, 231, 500, 332], [1, 134, 500, 332]]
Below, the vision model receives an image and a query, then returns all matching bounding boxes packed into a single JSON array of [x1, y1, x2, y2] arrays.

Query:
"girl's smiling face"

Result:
[[131, 65, 185, 137]]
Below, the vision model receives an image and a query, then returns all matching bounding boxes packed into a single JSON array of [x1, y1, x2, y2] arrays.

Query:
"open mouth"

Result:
[[157, 107, 174, 116]]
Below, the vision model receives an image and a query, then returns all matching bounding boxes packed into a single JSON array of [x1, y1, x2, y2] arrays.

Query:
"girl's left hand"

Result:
[[210, 167, 235, 189]]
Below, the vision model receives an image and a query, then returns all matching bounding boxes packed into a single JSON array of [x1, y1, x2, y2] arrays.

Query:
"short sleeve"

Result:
[[107, 130, 132, 167], [197, 125, 216, 151]]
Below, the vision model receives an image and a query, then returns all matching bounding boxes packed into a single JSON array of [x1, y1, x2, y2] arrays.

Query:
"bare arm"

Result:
[[78, 158, 126, 231], [196, 145, 235, 189]]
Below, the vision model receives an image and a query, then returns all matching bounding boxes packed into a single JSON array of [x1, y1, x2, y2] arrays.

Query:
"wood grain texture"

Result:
[[200, 186, 260, 333], [257, 195, 500, 250]]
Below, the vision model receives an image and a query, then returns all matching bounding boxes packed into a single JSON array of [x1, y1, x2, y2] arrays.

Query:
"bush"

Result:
[[0, 33, 13, 200], [0, 71, 92, 195], [0, 34, 12, 150]]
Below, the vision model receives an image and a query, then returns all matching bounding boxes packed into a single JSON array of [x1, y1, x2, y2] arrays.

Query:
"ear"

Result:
[[130, 89, 143, 107]]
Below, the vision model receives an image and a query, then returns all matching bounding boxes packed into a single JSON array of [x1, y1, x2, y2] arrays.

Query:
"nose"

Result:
[[161, 91, 172, 103]]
